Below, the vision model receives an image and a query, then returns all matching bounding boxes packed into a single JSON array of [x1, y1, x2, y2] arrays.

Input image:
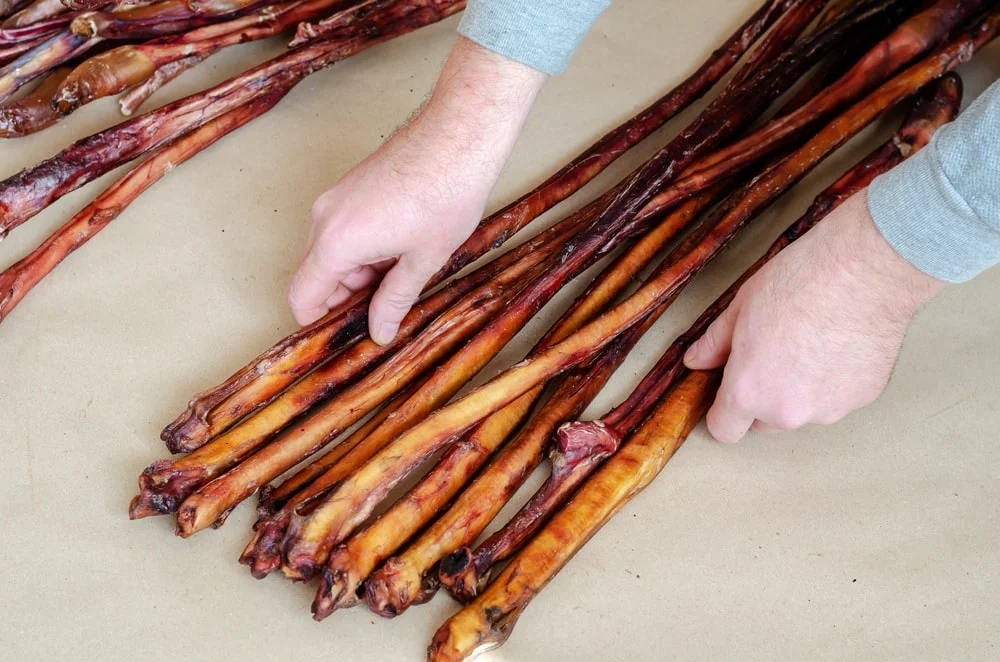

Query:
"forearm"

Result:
[[869, 78, 1000, 282], [408, 36, 547, 188]]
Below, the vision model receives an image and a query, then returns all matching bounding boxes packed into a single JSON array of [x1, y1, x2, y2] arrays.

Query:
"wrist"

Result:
[[414, 37, 546, 181], [833, 190, 946, 319]]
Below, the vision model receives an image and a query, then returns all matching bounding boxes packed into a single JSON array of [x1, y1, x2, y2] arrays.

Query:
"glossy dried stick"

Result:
[[427, 370, 722, 662], [0, 65, 69, 138]]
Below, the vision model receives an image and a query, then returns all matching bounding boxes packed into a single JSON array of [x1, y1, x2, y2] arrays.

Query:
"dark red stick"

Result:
[[0, 30, 91, 104], [0, 1, 465, 236], [0, 88, 294, 323]]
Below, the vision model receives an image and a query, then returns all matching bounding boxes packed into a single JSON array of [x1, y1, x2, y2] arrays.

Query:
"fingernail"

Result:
[[683, 345, 699, 365], [373, 322, 399, 345]]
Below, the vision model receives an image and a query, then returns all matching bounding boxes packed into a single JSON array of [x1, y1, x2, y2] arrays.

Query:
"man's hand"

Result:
[[684, 191, 947, 443], [288, 37, 546, 344]]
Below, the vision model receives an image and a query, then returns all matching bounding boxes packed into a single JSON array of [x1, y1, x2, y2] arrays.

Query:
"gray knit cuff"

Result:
[[869, 124, 1000, 283], [458, 0, 611, 75]]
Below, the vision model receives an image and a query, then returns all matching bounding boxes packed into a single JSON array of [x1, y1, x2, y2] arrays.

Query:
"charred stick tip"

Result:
[[128, 461, 206, 519], [438, 547, 479, 603]]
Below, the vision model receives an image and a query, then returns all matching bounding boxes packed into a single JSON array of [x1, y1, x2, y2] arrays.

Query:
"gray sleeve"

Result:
[[457, 0, 611, 76], [868, 79, 1000, 283]]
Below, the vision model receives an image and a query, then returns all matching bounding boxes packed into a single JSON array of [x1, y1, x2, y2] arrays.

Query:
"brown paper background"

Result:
[[1, 2, 998, 660]]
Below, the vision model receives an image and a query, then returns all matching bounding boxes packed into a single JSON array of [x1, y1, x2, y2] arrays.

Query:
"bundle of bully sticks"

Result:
[[1, 0, 996, 659]]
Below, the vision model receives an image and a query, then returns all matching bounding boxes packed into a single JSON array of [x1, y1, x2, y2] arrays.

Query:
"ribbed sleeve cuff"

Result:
[[869, 134, 1000, 283], [458, 0, 611, 75]]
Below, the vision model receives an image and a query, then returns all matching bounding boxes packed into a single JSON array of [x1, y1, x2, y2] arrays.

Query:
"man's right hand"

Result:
[[288, 36, 547, 344]]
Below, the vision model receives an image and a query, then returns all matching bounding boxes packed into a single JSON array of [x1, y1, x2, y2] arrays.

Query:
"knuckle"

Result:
[[770, 403, 810, 430], [727, 376, 757, 412]]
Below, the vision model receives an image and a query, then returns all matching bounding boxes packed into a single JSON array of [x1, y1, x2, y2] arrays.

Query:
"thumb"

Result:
[[368, 255, 436, 345], [684, 300, 740, 370], [288, 240, 356, 326]]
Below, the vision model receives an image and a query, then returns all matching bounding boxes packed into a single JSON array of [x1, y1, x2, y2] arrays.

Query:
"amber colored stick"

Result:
[[156, 0, 796, 453], [129, 242, 551, 521], [290, 13, 982, 607], [161, 193, 592, 455], [437, 73, 963, 605], [0, 30, 91, 104], [427, 370, 721, 662], [255, 375, 430, 519], [648, 0, 986, 214], [118, 54, 208, 116], [0, 89, 291, 324], [0, 65, 69, 138], [239, 378, 430, 579], [307, 190, 719, 615]]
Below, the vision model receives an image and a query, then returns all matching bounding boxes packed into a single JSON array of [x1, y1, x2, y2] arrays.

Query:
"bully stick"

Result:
[[155, 0, 801, 452], [427, 370, 721, 662], [0, 0, 466, 237], [655, 0, 988, 211], [0, 0, 30, 20], [308, 191, 720, 615], [70, 0, 233, 40], [436, 73, 963, 605], [53, 0, 363, 113], [240, 380, 431, 580], [291, 0, 459, 46], [129, 240, 551, 521], [160, 192, 595, 455], [118, 53, 207, 115], [271, 0, 893, 585], [278, 187, 722, 581], [0, 30, 90, 104], [0, 64, 68, 138], [0, 89, 293, 324], [724, 0, 827, 92], [0, 33, 47, 65], [370, 17, 1000, 606], [1, 0, 68, 34]]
